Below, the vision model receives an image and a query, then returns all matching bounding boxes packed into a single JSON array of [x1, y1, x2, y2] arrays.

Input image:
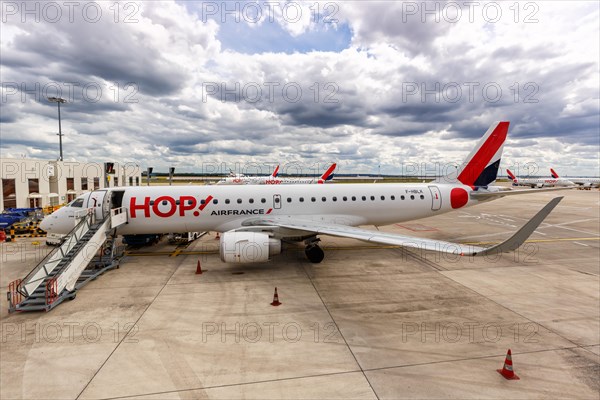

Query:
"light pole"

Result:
[[169, 167, 175, 186], [48, 97, 66, 161]]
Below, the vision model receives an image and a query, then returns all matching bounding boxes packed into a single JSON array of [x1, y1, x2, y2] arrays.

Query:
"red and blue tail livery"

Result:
[[317, 163, 337, 184], [456, 121, 509, 187]]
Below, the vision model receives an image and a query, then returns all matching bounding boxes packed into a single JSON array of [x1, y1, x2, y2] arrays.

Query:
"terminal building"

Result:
[[1, 158, 143, 211]]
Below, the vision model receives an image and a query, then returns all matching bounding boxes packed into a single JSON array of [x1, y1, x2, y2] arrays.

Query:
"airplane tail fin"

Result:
[[271, 165, 280, 178], [318, 163, 337, 184], [550, 168, 559, 179], [444, 122, 509, 187], [506, 169, 518, 183]]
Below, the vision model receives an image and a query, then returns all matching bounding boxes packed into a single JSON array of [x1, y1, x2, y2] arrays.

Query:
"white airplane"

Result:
[[216, 163, 336, 185], [41, 122, 566, 264], [550, 168, 600, 189], [268, 163, 336, 185], [506, 169, 574, 188], [216, 165, 280, 185]]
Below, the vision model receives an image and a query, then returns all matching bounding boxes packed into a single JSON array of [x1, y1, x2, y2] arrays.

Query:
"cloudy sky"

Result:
[[1, 1, 598, 176]]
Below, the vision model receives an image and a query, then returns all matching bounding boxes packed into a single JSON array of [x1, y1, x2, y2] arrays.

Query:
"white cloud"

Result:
[[0, 1, 598, 176]]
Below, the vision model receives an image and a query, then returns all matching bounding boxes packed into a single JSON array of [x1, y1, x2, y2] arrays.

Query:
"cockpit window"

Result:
[[70, 199, 84, 207]]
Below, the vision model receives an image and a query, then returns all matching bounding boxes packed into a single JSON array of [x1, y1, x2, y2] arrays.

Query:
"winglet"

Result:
[[474, 197, 563, 256]]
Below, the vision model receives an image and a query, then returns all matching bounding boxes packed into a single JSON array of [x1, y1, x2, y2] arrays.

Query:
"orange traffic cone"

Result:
[[497, 349, 520, 380], [270, 287, 281, 306], [195, 259, 203, 275]]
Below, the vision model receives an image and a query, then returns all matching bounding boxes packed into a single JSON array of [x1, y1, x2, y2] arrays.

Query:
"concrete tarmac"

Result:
[[1, 189, 598, 399]]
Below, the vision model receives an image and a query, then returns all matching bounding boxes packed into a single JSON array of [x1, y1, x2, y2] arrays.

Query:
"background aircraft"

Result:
[[550, 168, 600, 189], [216, 165, 280, 185], [216, 163, 336, 185], [506, 169, 574, 188]]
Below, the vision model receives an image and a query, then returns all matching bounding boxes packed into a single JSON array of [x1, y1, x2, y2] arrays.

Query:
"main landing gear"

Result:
[[304, 238, 324, 263]]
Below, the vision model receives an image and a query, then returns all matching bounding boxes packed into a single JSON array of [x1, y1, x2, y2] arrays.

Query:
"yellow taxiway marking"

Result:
[[124, 237, 598, 257], [316, 237, 599, 249], [125, 250, 218, 257], [323, 237, 599, 249], [462, 237, 600, 246]]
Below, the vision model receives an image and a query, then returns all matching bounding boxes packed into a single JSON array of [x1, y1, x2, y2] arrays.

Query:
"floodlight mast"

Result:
[[48, 96, 67, 161]]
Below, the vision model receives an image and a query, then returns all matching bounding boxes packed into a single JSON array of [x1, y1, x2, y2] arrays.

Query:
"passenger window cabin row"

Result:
[[151, 194, 427, 206]]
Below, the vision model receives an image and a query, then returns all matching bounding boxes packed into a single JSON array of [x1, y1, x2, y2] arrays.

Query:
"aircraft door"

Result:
[[87, 190, 109, 220], [428, 186, 442, 211], [273, 194, 282, 209], [111, 190, 125, 209]]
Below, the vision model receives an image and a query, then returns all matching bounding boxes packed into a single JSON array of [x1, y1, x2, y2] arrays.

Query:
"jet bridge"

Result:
[[7, 205, 128, 312]]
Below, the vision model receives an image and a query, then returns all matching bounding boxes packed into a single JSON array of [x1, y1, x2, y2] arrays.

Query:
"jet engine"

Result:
[[219, 232, 281, 263]]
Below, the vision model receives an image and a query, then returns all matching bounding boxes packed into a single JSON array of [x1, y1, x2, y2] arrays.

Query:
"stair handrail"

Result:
[[45, 277, 58, 305], [57, 214, 112, 294], [17, 208, 95, 297], [7, 279, 23, 309]]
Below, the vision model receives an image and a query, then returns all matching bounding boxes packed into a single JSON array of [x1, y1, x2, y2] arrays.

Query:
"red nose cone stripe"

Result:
[[458, 122, 509, 186], [451, 188, 469, 209]]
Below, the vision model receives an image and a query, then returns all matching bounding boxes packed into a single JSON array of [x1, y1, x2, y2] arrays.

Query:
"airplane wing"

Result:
[[241, 197, 563, 257]]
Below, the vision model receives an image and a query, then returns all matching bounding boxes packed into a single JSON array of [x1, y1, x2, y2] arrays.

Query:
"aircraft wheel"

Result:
[[305, 245, 324, 263]]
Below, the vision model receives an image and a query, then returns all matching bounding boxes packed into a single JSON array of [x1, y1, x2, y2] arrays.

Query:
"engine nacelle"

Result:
[[219, 232, 281, 263]]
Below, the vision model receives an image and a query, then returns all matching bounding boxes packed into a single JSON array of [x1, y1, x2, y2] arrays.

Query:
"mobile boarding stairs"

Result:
[[7, 207, 128, 312]]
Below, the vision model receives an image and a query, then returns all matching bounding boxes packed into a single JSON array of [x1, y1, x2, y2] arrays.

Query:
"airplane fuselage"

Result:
[[512, 177, 573, 188], [42, 183, 479, 237], [217, 177, 322, 185], [570, 177, 600, 188]]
